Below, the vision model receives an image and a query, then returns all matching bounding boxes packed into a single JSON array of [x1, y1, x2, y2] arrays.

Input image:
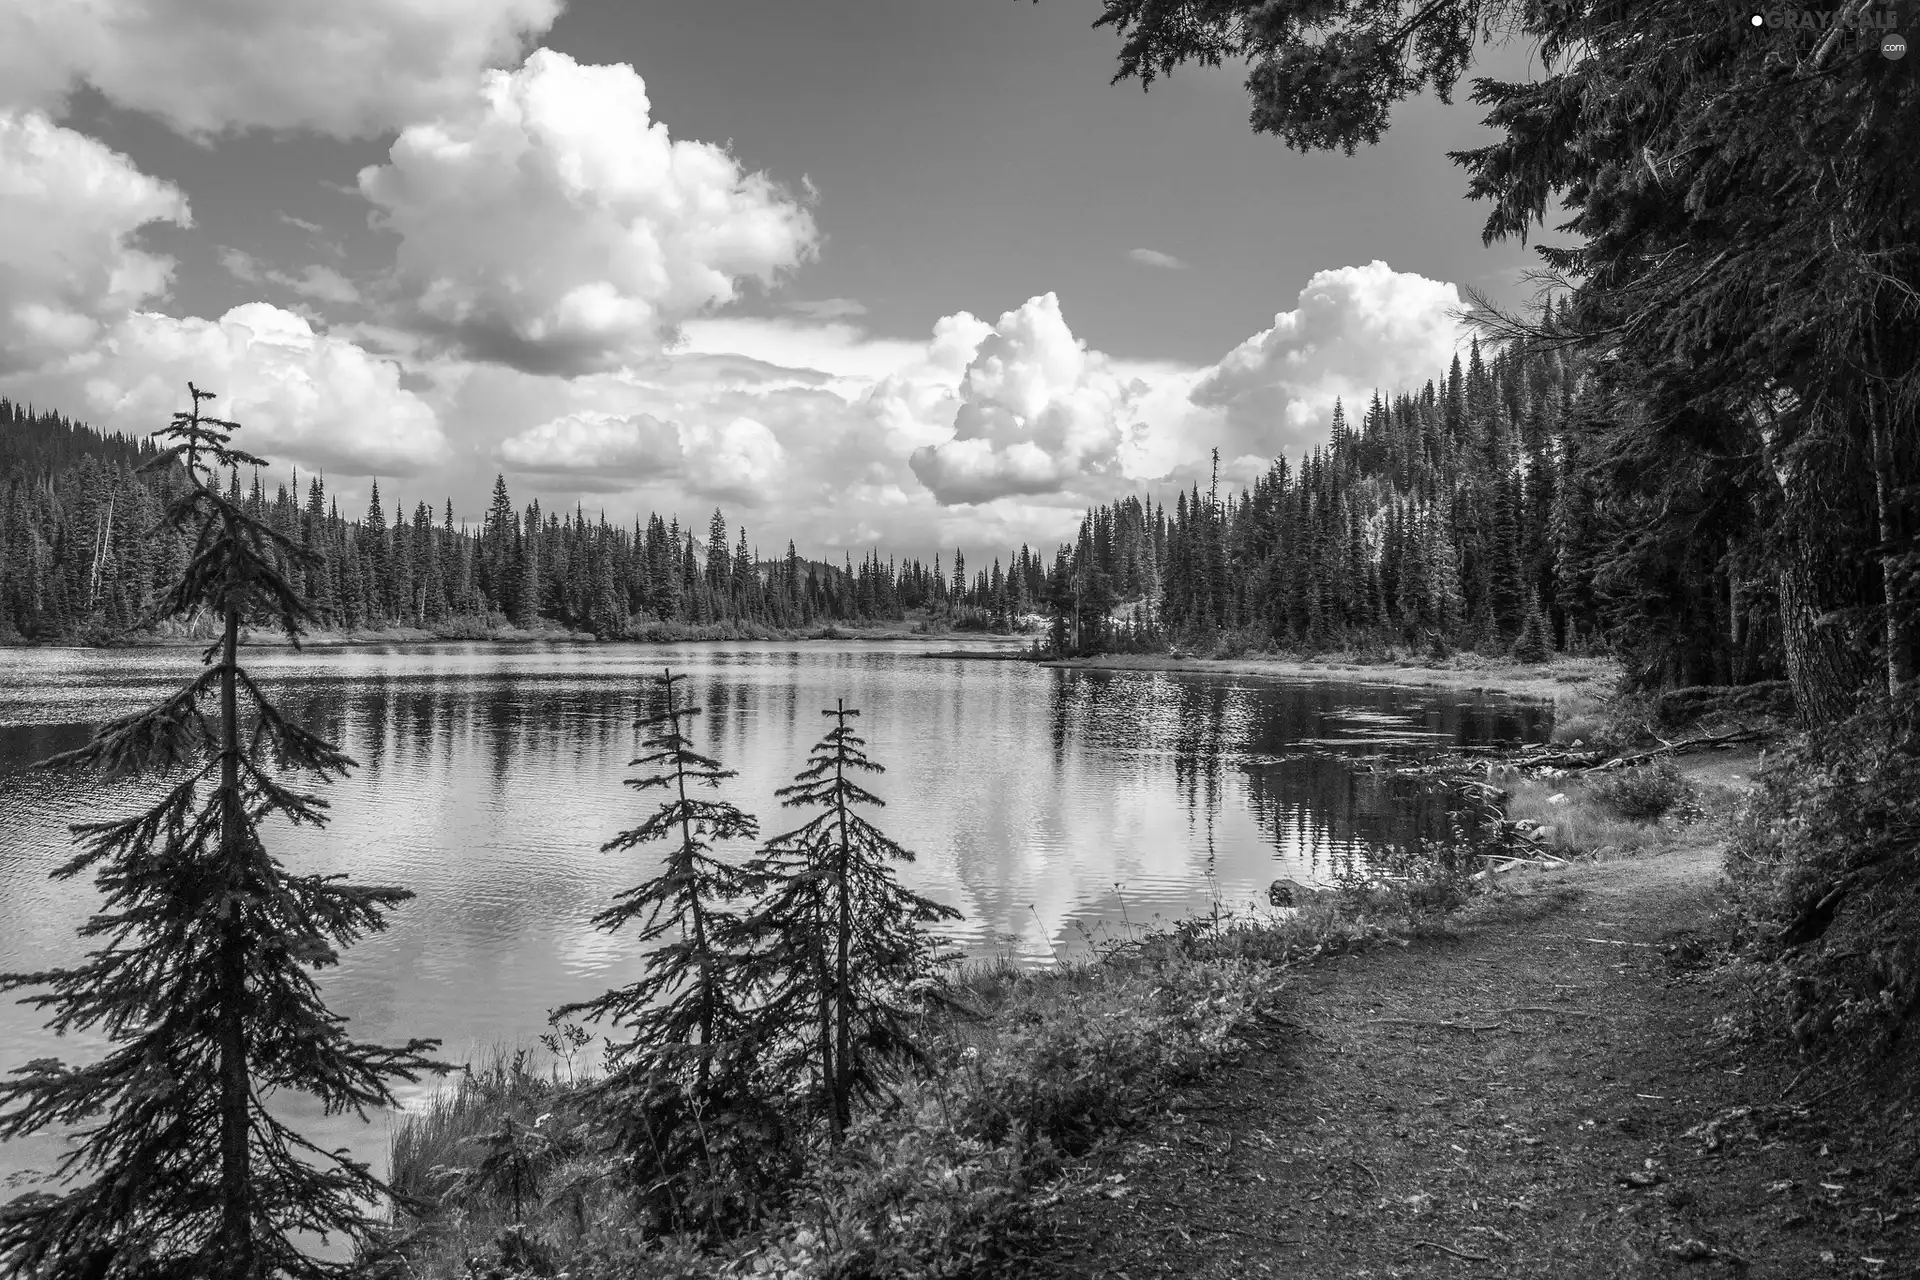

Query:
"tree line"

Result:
[[0, 400, 1078, 643], [1033, 332, 1728, 684]]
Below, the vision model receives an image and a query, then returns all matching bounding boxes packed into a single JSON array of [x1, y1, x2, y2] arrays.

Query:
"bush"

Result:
[[1589, 760, 1694, 820], [735, 951, 1282, 1279], [1721, 688, 1920, 1062]]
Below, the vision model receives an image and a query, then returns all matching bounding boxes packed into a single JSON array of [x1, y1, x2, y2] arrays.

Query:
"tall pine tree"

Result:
[[0, 385, 441, 1279]]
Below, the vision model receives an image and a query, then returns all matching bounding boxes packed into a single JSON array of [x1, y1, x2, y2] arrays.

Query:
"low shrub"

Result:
[[1720, 688, 1920, 1063], [1589, 760, 1695, 820]]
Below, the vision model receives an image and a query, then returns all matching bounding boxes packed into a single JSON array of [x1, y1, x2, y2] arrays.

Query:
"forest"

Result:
[[0, 396, 1096, 642], [0, 324, 1788, 698]]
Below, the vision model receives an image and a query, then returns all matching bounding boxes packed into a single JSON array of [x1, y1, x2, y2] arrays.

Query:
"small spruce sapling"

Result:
[[552, 667, 778, 1235], [1513, 591, 1554, 664], [0, 384, 443, 1280], [555, 667, 758, 1081], [739, 700, 961, 1142]]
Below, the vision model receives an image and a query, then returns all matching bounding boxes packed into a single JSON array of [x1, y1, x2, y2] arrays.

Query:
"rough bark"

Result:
[[1777, 532, 1869, 725], [831, 750, 853, 1140], [1868, 395, 1915, 693]]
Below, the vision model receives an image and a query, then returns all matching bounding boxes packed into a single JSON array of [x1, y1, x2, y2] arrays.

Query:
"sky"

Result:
[[0, 0, 1550, 561]]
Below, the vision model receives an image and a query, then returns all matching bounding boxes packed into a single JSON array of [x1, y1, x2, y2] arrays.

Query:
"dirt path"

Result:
[[1041, 839, 1916, 1279]]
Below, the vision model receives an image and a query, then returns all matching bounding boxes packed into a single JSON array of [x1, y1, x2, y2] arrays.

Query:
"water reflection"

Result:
[[0, 641, 1546, 1186]]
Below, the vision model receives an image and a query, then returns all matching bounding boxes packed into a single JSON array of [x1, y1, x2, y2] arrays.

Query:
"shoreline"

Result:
[[1, 624, 1038, 652], [1038, 650, 1618, 706]]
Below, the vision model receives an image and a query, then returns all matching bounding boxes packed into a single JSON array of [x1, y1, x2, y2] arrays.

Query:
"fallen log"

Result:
[[1583, 728, 1767, 773]]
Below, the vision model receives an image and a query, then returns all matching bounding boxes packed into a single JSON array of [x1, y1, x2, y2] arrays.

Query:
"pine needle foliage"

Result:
[[0, 384, 444, 1280], [1513, 591, 1554, 664], [554, 667, 760, 1085], [740, 701, 961, 1142]]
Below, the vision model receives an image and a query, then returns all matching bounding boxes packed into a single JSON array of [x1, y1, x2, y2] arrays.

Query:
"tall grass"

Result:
[[1498, 758, 1715, 856]]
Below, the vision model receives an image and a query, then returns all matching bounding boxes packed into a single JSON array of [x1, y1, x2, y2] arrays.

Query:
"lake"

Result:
[[0, 639, 1549, 1187]]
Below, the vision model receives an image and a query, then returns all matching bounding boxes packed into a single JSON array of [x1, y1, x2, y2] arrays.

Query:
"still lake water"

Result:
[[0, 639, 1549, 1185]]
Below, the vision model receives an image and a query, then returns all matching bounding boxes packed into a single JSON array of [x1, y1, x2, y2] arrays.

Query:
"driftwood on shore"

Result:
[[1440, 728, 1767, 776], [1577, 728, 1767, 771]]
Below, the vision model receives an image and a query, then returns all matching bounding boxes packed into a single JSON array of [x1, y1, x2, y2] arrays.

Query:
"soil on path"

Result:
[[1042, 833, 1917, 1279]]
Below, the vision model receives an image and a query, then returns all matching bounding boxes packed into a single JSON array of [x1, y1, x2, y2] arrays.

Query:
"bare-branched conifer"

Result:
[[0, 385, 443, 1280]]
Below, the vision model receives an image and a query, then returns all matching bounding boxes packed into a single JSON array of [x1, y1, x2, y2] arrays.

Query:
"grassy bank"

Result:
[[367, 883, 1484, 1279]]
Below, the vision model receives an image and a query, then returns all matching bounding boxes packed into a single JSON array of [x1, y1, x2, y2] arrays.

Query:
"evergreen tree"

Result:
[[552, 669, 769, 1232], [706, 509, 731, 611], [1513, 590, 1554, 664], [739, 701, 960, 1142], [513, 505, 541, 628], [361, 483, 388, 623], [482, 475, 515, 607], [0, 385, 441, 1279]]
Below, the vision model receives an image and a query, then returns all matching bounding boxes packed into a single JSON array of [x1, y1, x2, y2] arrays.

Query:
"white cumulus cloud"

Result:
[[0, 110, 190, 377], [10, 304, 446, 476], [907, 294, 1147, 506], [497, 404, 786, 502], [359, 49, 819, 376], [1189, 260, 1465, 459], [0, 0, 561, 138], [680, 416, 786, 503], [498, 409, 680, 481]]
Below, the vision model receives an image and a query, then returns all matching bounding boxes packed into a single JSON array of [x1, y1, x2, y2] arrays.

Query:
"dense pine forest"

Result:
[[1043, 333, 1764, 687], [0, 397, 1074, 642]]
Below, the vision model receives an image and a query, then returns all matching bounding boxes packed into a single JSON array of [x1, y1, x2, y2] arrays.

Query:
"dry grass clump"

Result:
[[1501, 771, 1688, 856]]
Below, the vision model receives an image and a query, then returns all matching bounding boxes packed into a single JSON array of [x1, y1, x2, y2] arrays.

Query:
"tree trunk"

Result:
[[831, 741, 853, 1140], [1777, 532, 1868, 725], [1728, 567, 1747, 686], [814, 934, 835, 1143], [1868, 392, 1915, 692], [217, 600, 255, 1279]]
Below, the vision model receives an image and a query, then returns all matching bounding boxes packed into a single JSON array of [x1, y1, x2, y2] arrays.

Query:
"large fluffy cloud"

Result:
[[907, 294, 1148, 506], [0, 0, 560, 138], [0, 110, 190, 377], [498, 408, 785, 502], [499, 410, 681, 479], [358, 49, 818, 376], [13, 304, 446, 475], [1188, 261, 1466, 462]]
